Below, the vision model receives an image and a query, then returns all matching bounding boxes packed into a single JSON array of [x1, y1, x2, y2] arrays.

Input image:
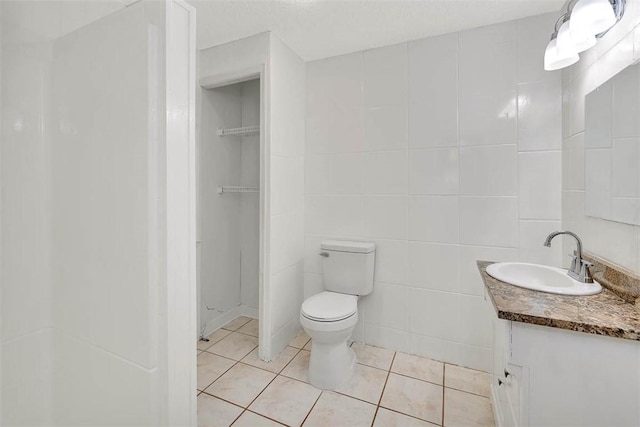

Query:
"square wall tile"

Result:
[[365, 105, 408, 151], [518, 220, 563, 266], [307, 52, 362, 110], [517, 13, 558, 84], [458, 295, 493, 348], [409, 288, 460, 341], [364, 151, 408, 195], [518, 151, 562, 220], [306, 104, 364, 154], [305, 153, 363, 195], [562, 133, 585, 191], [364, 43, 407, 108], [459, 145, 517, 196], [364, 324, 411, 353], [408, 32, 458, 105], [517, 79, 562, 151], [370, 239, 408, 285], [410, 334, 461, 366], [305, 195, 363, 236], [408, 242, 460, 293], [362, 282, 409, 331], [459, 91, 517, 146], [409, 148, 459, 195], [459, 21, 516, 97], [363, 196, 408, 240], [458, 245, 518, 296], [409, 101, 458, 148], [408, 196, 459, 244], [459, 196, 518, 247]]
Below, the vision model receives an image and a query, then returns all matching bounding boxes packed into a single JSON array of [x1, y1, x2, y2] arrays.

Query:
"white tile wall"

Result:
[[562, 2, 640, 273], [305, 13, 562, 372]]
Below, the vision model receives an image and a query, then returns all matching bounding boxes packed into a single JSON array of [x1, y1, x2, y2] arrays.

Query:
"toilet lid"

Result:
[[301, 291, 358, 322]]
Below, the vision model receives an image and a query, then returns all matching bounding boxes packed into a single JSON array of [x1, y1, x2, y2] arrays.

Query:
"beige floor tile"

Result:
[[335, 363, 388, 404], [197, 394, 243, 427], [197, 352, 236, 391], [303, 391, 376, 427], [352, 342, 396, 371], [237, 319, 259, 337], [444, 388, 494, 427], [208, 332, 259, 361], [391, 352, 444, 385], [289, 330, 311, 349], [198, 329, 232, 351], [381, 373, 443, 425], [232, 411, 285, 426], [444, 364, 491, 397], [242, 346, 299, 374], [373, 408, 439, 427], [249, 376, 321, 427], [303, 340, 312, 351], [223, 316, 253, 331], [280, 350, 310, 383], [204, 363, 276, 407]]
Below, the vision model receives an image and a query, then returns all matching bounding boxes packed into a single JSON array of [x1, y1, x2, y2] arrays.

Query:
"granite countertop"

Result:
[[478, 261, 640, 341]]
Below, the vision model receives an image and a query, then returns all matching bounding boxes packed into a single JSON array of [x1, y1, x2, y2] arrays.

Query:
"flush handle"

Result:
[[319, 252, 330, 257]]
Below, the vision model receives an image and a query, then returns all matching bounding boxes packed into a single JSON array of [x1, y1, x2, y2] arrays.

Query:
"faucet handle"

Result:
[[578, 259, 594, 283]]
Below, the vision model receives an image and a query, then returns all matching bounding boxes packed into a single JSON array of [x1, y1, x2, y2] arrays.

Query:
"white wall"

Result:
[[562, 1, 640, 274], [49, 3, 164, 424], [198, 79, 260, 334], [267, 34, 306, 356], [241, 79, 261, 309], [0, 1, 125, 425], [304, 13, 562, 372]]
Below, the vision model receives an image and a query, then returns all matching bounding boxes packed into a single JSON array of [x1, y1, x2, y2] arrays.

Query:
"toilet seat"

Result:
[[301, 291, 357, 322]]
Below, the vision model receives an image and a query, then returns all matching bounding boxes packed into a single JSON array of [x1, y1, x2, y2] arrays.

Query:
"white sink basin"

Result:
[[486, 262, 602, 296]]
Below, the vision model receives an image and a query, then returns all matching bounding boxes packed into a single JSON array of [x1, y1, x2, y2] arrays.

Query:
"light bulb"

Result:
[[544, 36, 579, 71], [557, 19, 597, 54], [570, 0, 617, 39]]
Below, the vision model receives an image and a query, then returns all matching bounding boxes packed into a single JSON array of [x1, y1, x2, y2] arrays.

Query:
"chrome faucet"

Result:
[[544, 231, 593, 283]]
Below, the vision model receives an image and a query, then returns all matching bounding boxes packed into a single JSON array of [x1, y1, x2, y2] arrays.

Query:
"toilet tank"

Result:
[[320, 240, 376, 296]]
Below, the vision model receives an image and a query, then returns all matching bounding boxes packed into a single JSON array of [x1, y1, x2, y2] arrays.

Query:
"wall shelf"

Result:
[[217, 125, 259, 137], [217, 185, 259, 194]]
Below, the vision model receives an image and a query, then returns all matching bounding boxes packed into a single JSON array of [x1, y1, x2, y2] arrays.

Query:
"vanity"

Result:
[[479, 259, 640, 427]]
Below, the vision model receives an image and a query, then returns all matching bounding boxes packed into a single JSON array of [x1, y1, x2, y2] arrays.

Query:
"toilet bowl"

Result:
[[300, 291, 358, 389], [299, 240, 376, 390]]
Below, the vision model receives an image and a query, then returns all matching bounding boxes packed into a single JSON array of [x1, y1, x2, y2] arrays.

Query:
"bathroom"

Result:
[[2, 0, 640, 426]]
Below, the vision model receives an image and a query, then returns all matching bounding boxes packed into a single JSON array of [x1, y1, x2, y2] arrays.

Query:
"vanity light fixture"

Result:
[[544, 0, 626, 71]]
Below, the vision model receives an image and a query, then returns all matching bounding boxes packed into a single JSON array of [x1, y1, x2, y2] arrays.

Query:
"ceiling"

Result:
[[187, 0, 565, 61]]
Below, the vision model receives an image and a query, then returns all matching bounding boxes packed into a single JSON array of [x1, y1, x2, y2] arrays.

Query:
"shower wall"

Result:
[[0, 1, 127, 425], [198, 79, 260, 335]]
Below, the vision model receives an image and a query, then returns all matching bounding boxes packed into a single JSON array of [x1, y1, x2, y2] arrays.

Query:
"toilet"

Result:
[[299, 240, 376, 390]]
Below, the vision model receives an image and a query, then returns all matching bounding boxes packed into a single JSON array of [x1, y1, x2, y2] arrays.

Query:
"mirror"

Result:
[[585, 61, 640, 226]]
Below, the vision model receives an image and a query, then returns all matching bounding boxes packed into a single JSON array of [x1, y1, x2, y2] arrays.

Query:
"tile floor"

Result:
[[197, 316, 495, 427]]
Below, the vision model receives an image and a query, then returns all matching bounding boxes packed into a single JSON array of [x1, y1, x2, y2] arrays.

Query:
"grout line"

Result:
[[441, 363, 446, 426], [245, 409, 289, 426], [300, 390, 324, 426], [370, 351, 397, 427], [378, 406, 443, 426]]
